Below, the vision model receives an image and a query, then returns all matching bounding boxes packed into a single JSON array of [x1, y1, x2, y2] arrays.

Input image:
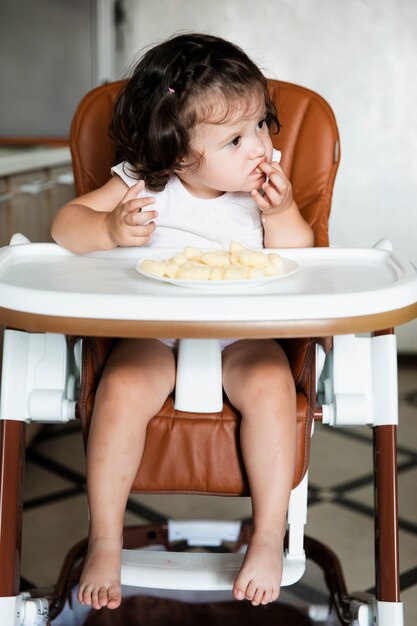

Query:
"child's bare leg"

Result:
[[78, 339, 175, 610], [222, 339, 297, 606]]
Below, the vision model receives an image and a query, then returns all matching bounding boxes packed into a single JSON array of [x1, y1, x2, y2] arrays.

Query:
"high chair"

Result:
[[0, 79, 416, 626]]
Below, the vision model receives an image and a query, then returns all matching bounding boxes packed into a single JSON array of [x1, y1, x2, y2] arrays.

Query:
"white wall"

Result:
[[117, 0, 417, 350]]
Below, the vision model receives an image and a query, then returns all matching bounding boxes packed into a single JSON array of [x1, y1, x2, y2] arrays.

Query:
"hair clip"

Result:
[[168, 87, 175, 93]]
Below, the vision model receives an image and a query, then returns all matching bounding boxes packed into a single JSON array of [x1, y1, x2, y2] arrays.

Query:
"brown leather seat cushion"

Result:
[[132, 392, 311, 494], [77, 337, 317, 494]]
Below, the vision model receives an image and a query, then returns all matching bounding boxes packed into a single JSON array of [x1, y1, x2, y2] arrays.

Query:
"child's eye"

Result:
[[257, 119, 267, 131], [228, 136, 241, 147]]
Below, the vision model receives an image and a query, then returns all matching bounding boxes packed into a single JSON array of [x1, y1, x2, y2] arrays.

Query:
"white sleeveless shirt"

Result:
[[111, 149, 281, 251]]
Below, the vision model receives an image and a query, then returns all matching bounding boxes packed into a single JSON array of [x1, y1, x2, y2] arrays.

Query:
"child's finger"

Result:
[[127, 222, 157, 247], [259, 162, 287, 191], [264, 169, 288, 196], [132, 221, 157, 238], [258, 160, 283, 175], [251, 188, 271, 212], [128, 209, 158, 227], [124, 195, 156, 214], [261, 181, 282, 206], [121, 180, 145, 204]]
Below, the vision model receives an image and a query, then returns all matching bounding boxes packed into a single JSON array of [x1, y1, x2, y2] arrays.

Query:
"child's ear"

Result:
[[173, 158, 186, 174], [178, 154, 190, 165], [179, 149, 201, 169]]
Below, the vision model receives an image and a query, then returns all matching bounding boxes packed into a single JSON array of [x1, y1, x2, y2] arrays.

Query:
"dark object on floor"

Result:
[[83, 595, 313, 626]]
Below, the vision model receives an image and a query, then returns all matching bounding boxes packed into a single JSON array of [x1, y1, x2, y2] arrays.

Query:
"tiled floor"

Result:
[[17, 357, 417, 625]]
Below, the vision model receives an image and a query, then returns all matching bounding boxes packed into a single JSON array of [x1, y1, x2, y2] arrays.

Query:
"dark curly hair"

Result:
[[110, 33, 280, 191]]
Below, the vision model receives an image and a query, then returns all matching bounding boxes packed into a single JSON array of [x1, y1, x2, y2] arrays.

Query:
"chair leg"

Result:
[[373, 424, 405, 624], [373, 424, 400, 602], [0, 419, 26, 597]]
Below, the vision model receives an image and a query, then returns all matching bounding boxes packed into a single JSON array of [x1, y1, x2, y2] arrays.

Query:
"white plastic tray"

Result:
[[0, 243, 416, 322]]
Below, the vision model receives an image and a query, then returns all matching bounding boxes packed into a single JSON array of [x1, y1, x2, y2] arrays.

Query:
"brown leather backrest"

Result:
[[70, 79, 340, 246]]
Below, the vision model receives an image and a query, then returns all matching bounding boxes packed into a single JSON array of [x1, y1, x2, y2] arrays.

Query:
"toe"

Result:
[[251, 586, 264, 606], [80, 584, 92, 606], [271, 585, 280, 602], [233, 571, 248, 601], [98, 586, 109, 607], [261, 587, 274, 604], [77, 586, 85, 605], [107, 584, 122, 610], [233, 586, 245, 601], [245, 579, 258, 601], [91, 588, 100, 610]]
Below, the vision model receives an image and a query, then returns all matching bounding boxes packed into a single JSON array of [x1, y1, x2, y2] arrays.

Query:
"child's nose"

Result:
[[248, 136, 267, 159]]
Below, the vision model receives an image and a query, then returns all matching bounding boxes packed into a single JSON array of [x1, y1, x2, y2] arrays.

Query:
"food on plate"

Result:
[[140, 241, 284, 281], [201, 251, 231, 267], [238, 250, 268, 268], [176, 263, 211, 281], [223, 266, 248, 281], [183, 246, 203, 260], [140, 259, 166, 277]]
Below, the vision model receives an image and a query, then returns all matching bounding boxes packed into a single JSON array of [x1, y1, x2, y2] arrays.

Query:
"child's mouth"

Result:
[[253, 159, 267, 176], [252, 166, 265, 177]]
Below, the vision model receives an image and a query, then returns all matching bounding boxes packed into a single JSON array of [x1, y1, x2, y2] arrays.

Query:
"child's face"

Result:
[[178, 94, 273, 199]]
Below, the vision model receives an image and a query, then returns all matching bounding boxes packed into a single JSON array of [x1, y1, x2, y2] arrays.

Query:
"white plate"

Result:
[[135, 256, 299, 290]]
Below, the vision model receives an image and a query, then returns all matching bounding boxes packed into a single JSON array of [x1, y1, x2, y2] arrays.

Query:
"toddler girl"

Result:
[[52, 32, 313, 611]]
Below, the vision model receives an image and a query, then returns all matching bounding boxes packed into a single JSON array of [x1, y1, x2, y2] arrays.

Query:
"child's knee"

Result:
[[101, 357, 137, 386], [246, 351, 291, 382], [101, 353, 175, 402]]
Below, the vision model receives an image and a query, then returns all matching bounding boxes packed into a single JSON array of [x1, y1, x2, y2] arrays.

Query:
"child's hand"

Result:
[[251, 161, 294, 218], [105, 181, 157, 247]]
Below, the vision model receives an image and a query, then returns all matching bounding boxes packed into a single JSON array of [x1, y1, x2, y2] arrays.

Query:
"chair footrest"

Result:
[[120, 549, 305, 590]]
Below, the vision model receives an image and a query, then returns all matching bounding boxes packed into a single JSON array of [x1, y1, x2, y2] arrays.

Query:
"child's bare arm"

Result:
[[51, 178, 158, 254], [251, 161, 314, 249]]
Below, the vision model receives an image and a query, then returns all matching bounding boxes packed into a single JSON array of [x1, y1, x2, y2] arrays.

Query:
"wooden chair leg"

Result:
[[373, 424, 400, 602], [0, 420, 26, 597]]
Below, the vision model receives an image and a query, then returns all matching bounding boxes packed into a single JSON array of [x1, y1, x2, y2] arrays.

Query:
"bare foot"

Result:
[[233, 530, 283, 606], [77, 536, 123, 610]]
